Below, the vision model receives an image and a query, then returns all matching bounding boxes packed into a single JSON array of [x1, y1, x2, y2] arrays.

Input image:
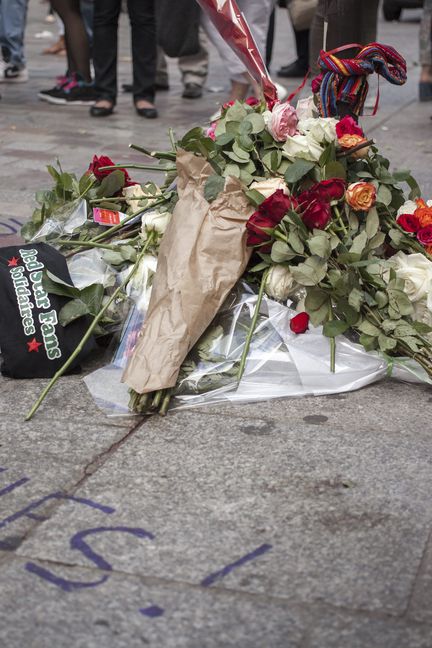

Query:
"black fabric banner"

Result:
[[0, 243, 95, 379]]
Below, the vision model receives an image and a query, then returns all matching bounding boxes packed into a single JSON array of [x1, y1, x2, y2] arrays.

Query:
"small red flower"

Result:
[[309, 179, 346, 203], [245, 96, 260, 106], [336, 115, 364, 139], [417, 225, 432, 246], [290, 312, 310, 334], [88, 155, 135, 187], [397, 213, 421, 233]]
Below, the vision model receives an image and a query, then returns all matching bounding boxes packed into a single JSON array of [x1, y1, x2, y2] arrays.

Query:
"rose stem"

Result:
[[25, 234, 155, 421], [99, 163, 176, 173], [159, 390, 172, 416], [333, 205, 348, 236], [327, 301, 336, 373], [336, 138, 375, 158], [56, 240, 119, 251], [237, 268, 269, 382]]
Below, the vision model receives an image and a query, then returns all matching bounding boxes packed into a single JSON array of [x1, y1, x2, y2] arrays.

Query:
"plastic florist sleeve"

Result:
[[196, 0, 278, 105], [122, 150, 254, 395]]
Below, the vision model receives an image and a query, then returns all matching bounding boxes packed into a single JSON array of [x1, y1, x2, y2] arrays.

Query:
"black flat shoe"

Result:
[[90, 102, 114, 117], [135, 105, 158, 119], [277, 60, 308, 78]]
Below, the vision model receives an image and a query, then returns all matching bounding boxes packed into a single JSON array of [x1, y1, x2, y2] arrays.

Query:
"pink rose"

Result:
[[206, 122, 217, 141], [268, 102, 298, 142]]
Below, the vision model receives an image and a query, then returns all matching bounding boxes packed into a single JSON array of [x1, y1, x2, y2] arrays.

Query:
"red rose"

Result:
[[259, 189, 298, 221], [397, 213, 421, 233], [88, 155, 135, 187], [311, 179, 346, 202], [246, 190, 297, 247], [290, 312, 310, 334], [297, 190, 332, 230], [417, 225, 432, 245], [336, 115, 364, 139], [245, 96, 260, 106], [311, 73, 323, 94]]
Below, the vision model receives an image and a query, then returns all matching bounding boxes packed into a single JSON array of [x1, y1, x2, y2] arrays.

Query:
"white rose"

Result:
[[412, 300, 432, 342], [125, 253, 158, 312], [265, 265, 298, 301], [141, 210, 171, 239], [397, 199, 432, 217], [296, 96, 316, 121], [298, 117, 338, 144], [389, 251, 432, 306], [123, 183, 162, 212], [282, 133, 323, 162], [249, 178, 290, 198]]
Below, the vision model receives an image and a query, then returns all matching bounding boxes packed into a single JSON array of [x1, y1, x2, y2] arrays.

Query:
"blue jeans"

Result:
[[0, 0, 28, 67]]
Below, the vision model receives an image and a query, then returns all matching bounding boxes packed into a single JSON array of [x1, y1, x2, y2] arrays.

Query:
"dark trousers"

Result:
[[93, 0, 156, 103], [310, 0, 379, 74]]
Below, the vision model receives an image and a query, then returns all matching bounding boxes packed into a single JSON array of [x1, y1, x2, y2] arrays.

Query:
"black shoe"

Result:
[[90, 102, 115, 117], [182, 83, 203, 99], [277, 60, 308, 78], [65, 84, 98, 105], [135, 104, 158, 119], [38, 85, 69, 104]]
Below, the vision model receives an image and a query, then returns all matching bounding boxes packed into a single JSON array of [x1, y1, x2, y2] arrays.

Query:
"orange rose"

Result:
[[345, 182, 377, 212], [415, 206, 432, 228], [338, 134, 370, 159]]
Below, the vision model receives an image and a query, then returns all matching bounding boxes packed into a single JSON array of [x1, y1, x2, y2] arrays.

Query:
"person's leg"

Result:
[[0, 0, 28, 70], [127, 0, 157, 114], [179, 27, 208, 98], [310, 0, 378, 75], [92, 0, 120, 106], [419, 0, 432, 100], [51, 0, 91, 81], [156, 46, 169, 88]]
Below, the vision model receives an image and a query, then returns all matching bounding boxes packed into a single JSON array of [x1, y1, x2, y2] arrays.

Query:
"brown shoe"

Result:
[[43, 36, 66, 56]]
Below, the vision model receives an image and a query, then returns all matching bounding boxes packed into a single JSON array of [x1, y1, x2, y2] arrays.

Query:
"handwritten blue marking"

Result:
[[139, 606, 164, 618], [0, 493, 115, 530], [0, 477, 30, 498], [26, 526, 155, 593], [200, 544, 273, 587]]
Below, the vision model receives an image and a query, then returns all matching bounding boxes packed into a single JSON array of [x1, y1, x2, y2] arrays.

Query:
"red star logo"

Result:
[[7, 257, 20, 267], [27, 338, 43, 353]]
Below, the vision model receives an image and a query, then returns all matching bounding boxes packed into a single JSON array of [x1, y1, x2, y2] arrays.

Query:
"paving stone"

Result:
[[0, 557, 306, 648], [14, 412, 432, 615]]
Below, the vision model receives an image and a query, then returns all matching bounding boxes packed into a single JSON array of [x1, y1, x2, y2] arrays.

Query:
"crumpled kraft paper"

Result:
[[122, 150, 254, 393]]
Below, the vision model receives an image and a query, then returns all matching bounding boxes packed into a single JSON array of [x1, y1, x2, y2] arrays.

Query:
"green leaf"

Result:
[[119, 245, 137, 263], [376, 184, 392, 206], [271, 241, 296, 262], [388, 288, 414, 318], [243, 113, 265, 134], [239, 120, 253, 136], [358, 320, 380, 336], [365, 207, 379, 239], [349, 230, 368, 256], [97, 170, 126, 198], [58, 298, 90, 327], [412, 320, 432, 335], [284, 159, 315, 184], [204, 174, 226, 203], [388, 228, 405, 246], [225, 101, 248, 122], [249, 260, 270, 273], [43, 271, 79, 299], [324, 161, 346, 180], [319, 142, 336, 167], [308, 234, 331, 258], [305, 288, 331, 327], [378, 334, 397, 352], [244, 189, 266, 206], [323, 319, 349, 337], [348, 287, 364, 312], [289, 230, 305, 255], [102, 249, 126, 266], [232, 141, 250, 161], [223, 163, 241, 179], [239, 134, 254, 151], [359, 333, 378, 351], [290, 256, 327, 286], [216, 133, 235, 146], [375, 290, 388, 309]]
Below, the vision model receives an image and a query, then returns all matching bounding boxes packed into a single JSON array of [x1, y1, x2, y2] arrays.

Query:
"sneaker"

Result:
[[38, 75, 71, 104], [65, 83, 98, 105], [0, 64, 28, 83], [182, 83, 203, 99]]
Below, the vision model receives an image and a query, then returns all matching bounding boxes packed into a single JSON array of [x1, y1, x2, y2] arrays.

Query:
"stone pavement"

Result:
[[1, 4, 432, 648]]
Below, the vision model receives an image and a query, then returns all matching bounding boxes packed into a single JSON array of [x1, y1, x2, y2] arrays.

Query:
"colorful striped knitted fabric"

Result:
[[313, 43, 407, 118]]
